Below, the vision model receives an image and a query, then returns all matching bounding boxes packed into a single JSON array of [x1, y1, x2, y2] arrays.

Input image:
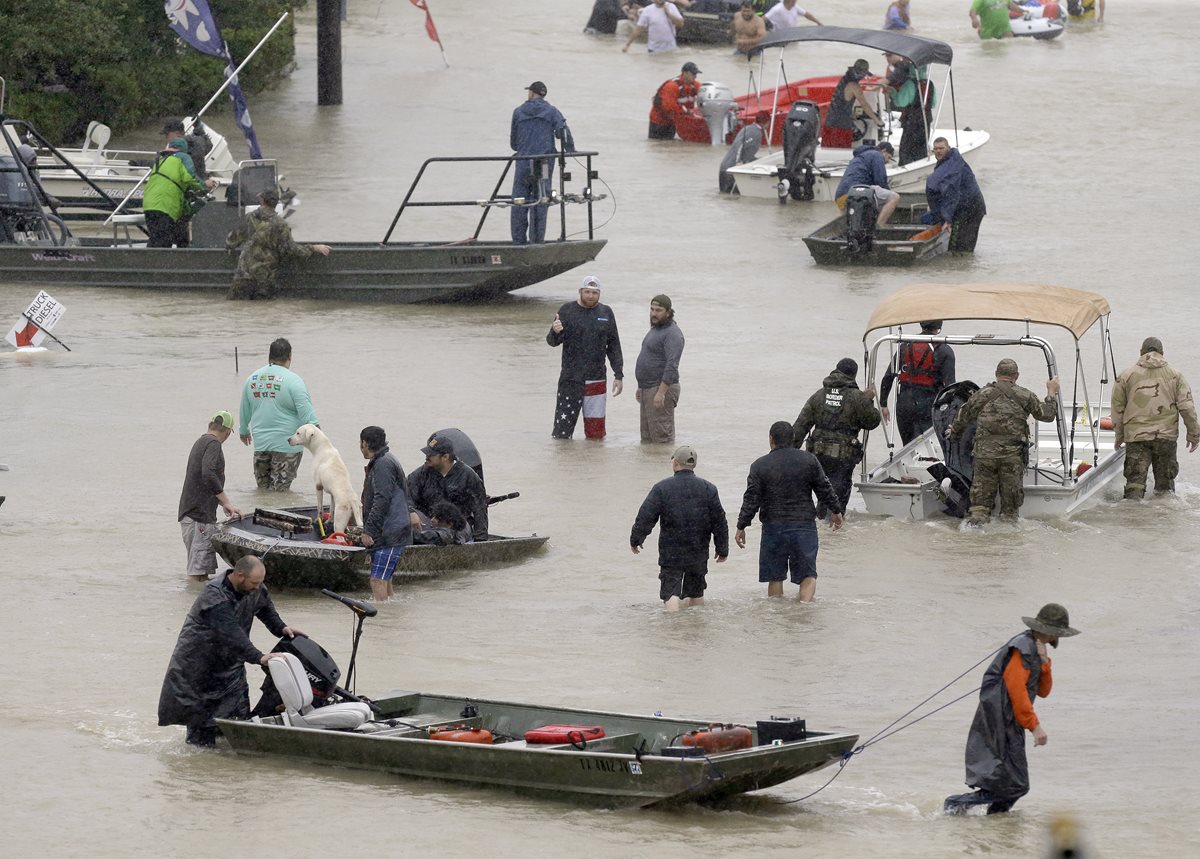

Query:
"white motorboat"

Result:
[[726, 27, 989, 202], [855, 283, 1126, 522]]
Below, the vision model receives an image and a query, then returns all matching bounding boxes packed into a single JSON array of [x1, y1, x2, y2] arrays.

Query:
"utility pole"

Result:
[[316, 0, 342, 105]]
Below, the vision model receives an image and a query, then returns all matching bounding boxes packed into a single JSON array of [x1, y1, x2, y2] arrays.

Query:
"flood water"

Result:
[[2, 1, 1199, 855]]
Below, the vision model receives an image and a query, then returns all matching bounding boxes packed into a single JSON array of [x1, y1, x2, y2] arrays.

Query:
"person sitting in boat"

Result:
[[225, 188, 332, 300], [144, 138, 217, 248], [833, 141, 900, 226], [883, 0, 911, 30], [407, 434, 489, 541], [921, 137, 987, 252], [413, 500, 473, 546], [969, 0, 1025, 39], [823, 59, 883, 148], [732, 2, 767, 55], [884, 52, 935, 166], [647, 62, 702, 139]]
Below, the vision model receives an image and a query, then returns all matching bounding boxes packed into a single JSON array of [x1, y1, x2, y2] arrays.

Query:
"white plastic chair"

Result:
[[266, 652, 372, 730]]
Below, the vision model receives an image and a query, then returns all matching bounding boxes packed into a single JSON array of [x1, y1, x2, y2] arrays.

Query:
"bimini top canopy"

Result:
[[864, 283, 1111, 341], [751, 26, 953, 67]]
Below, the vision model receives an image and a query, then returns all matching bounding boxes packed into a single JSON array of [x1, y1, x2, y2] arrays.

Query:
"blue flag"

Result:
[[164, 0, 263, 159]]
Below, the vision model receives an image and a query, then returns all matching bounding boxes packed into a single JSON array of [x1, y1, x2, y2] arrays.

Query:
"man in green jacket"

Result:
[[1112, 337, 1199, 499], [238, 337, 320, 491], [143, 138, 216, 248], [948, 359, 1058, 525], [793, 358, 881, 519]]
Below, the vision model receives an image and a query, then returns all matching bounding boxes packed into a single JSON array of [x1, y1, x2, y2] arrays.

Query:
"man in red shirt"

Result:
[[945, 603, 1080, 814], [649, 61, 702, 139]]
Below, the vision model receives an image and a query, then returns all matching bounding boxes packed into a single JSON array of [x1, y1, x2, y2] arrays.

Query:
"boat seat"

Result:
[[268, 653, 371, 730]]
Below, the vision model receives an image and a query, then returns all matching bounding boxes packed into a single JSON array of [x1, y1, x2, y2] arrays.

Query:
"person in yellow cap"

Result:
[[178, 410, 242, 582]]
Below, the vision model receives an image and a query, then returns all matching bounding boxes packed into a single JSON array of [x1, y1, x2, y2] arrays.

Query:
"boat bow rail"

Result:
[[382, 151, 604, 245]]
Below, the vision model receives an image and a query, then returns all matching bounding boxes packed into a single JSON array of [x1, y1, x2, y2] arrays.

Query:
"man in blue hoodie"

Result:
[[922, 136, 987, 252], [834, 141, 900, 227], [510, 81, 575, 244]]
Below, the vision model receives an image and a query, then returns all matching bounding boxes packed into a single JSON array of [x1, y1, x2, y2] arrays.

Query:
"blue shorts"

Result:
[[758, 521, 818, 584], [369, 546, 405, 581]]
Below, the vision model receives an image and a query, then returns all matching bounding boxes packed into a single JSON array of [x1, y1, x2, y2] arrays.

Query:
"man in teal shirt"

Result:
[[238, 338, 319, 491], [970, 0, 1024, 39]]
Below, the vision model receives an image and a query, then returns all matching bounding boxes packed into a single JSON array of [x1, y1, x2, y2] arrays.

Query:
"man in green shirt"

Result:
[[238, 338, 320, 491], [970, 0, 1024, 39]]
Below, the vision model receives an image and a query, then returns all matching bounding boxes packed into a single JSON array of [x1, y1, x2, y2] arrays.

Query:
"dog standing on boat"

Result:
[[287, 424, 363, 533]]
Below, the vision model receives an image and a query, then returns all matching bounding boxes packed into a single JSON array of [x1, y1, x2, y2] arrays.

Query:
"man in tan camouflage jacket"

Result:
[[1112, 337, 1199, 499], [948, 358, 1058, 525]]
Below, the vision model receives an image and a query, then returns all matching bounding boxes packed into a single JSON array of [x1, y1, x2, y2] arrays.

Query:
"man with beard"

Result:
[[923, 137, 988, 252], [635, 294, 685, 444], [158, 556, 303, 747]]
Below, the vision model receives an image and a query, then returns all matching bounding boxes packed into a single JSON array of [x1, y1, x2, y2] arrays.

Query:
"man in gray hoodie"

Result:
[[635, 294, 685, 444]]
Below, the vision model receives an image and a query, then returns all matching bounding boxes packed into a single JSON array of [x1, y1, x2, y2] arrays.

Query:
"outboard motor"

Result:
[[776, 100, 820, 203], [252, 634, 344, 717], [718, 124, 763, 194], [697, 81, 738, 146], [0, 154, 68, 246], [928, 380, 981, 518], [844, 185, 878, 255]]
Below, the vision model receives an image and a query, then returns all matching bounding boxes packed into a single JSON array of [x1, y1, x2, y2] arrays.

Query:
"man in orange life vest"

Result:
[[879, 320, 956, 444], [648, 61, 702, 140]]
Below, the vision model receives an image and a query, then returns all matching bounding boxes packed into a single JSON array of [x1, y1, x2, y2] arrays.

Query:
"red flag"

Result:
[[409, 0, 443, 48]]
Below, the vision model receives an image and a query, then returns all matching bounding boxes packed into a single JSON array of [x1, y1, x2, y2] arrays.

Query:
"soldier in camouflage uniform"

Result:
[[1111, 337, 1199, 499], [793, 357, 881, 518], [948, 359, 1059, 525], [225, 189, 331, 300]]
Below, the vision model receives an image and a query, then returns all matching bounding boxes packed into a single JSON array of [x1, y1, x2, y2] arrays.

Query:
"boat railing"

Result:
[[863, 332, 1073, 484], [382, 151, 602, 245]]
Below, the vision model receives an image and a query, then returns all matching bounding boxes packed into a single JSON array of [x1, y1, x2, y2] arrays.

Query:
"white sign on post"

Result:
[[4, 290, 67, 349]]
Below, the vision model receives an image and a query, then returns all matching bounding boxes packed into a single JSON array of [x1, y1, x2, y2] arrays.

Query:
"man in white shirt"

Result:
[[623, 0, 684, 53], [764, 0, 823, 29]]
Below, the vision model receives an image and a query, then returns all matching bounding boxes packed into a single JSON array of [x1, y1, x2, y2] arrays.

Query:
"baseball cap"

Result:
[[651, 294, 672, 311], [877, 141, 895, 156], [421, 433, 456, 457], [672, 445, 697, 466], [681, 62, 702, 75], [212, 410, 234, 429], [581, 275, 601, 291], [258, 187, 281, 206], [526, 81, 548, 97]]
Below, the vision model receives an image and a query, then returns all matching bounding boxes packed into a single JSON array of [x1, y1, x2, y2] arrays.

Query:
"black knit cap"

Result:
[[836, 358, 858, 377]]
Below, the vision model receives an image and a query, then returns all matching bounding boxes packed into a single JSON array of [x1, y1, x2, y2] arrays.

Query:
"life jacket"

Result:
[[898, 342, 937, 387], [651, 78, 699, 126]]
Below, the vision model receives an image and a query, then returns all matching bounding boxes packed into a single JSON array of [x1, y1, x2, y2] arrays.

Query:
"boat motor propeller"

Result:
[[844, 186, 878, 256], [776, 100, 820, 203]]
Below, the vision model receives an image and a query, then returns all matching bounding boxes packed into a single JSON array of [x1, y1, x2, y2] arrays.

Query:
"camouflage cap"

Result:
[[1022, 603, 1080, 638], [996, 358, 1019, 377], [1140, 336, 1163, 355]]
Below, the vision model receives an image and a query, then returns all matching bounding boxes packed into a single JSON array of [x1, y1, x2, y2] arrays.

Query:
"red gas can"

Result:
[[682, 724, 753, 755]]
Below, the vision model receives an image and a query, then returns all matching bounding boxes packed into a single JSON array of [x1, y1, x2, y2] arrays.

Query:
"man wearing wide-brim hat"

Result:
[[945, 603, 1081, 815]]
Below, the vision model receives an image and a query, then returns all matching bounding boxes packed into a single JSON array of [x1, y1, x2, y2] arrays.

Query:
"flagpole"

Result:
[[192, 11, 291, 124]]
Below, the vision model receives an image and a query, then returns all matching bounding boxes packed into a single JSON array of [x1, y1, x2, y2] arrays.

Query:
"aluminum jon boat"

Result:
[[0, 117, 606, 302], [803, 194, 950, 266], [855, 283, 1125, 521], [210, 507, 549, 590]]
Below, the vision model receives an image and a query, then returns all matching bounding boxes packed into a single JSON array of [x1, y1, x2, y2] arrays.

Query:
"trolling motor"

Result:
[[844, 185, 879, 256], [775, 100, 820, 204], [251, 588, 379, 717]]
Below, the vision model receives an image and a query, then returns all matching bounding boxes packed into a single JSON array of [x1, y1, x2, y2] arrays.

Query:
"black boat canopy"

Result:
[[751, 26, 954, 67]]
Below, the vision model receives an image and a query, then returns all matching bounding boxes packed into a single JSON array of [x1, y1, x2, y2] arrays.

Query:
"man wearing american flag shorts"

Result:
[[547, 275, 625, 439]]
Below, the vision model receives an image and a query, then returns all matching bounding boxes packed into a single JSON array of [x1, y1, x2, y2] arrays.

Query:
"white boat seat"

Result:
[[268, 653, 371, 730], [83, 121, 112, 154], [110, 214, 144, 225]]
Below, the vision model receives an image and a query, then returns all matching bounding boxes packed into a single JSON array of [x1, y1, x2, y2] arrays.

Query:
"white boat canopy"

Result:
[[863, 283, 1111, 341], [750, 26, 954, 66]]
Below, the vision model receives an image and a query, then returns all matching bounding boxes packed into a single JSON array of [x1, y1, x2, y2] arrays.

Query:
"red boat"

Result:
[[675, 74, 882, 148]]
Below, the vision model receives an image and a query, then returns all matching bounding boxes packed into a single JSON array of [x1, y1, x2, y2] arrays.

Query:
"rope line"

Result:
[[772, 643, 1006, 806]]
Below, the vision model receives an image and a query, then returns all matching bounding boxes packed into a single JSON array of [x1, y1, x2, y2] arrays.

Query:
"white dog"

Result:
[[287, 424, 363, 534]]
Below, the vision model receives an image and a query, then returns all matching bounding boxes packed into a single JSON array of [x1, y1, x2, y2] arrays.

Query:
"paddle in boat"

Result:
[[218, 591, 858, 808], [0, 116, 606, 302], [721, 27, 989, 202], [855, 283, 1125, 521]]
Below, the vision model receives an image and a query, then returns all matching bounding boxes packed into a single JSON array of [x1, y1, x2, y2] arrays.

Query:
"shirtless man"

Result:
[[733, 2, 766, 54]]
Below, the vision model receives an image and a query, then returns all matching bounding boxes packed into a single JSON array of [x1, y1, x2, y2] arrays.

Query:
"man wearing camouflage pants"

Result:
[[1112, 337, 1199, 499], [238, 338, 319, 491], [947, 359, 1058, 525], [225, 188, 330, 300]]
